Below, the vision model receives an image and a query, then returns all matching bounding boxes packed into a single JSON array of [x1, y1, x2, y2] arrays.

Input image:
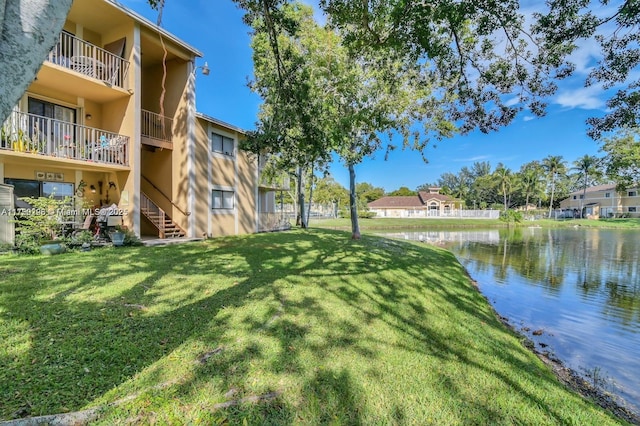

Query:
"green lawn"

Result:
[[0, 230, 628, 424]]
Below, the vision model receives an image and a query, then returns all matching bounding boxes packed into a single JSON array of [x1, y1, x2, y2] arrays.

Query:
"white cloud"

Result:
[[453, 155, 491, 162], [523, 115, 535, 122], [567, 38, 602, 75], [554, 84, 607, 110]]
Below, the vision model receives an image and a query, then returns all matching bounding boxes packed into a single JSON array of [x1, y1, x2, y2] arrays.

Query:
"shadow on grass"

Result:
[[0, 229, 624, 424]]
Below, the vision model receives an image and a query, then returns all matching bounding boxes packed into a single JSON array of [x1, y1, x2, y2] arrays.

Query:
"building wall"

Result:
[[560, 188, 640, 218], [194, 117, 258, 237]]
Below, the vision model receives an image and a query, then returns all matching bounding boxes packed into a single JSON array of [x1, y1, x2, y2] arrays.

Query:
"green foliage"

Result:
[[357, 211, 376, 219], [387, 186, 416, 196], [600, 127, 640, 191], [115, 226, 143, 247], [356, 182, 384, 203], [71, 230, 94, 245], [12, 196, 72, 254], [500, 210, 524, 223], [312, 176, 349, 207]]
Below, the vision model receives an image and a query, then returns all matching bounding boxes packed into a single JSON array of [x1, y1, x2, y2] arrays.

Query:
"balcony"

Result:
[[47, 31, 129, 88], [141, 109, 173, 150], [1, 109, 129, 167]]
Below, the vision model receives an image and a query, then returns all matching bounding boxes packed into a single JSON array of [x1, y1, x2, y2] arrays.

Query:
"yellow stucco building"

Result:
[[0, 0, 284, 244]]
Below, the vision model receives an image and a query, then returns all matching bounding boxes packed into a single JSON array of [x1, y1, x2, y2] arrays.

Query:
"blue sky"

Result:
[[121, 0, 613, 192]]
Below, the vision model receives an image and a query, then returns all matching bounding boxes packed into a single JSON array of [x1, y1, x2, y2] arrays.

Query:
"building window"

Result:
[[605, 192, 611, 198], [573, 195, 577, 200], [212, 189, 234, 209], [211, 132, 234, 156], [4, 178, 74, 208], [629, 191, 636, 197], [629, 207, 637, 213], [579, 195, 584, 199]]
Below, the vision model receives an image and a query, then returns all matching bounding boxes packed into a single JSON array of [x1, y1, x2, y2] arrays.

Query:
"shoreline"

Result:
[[465, 272, 640, 425]]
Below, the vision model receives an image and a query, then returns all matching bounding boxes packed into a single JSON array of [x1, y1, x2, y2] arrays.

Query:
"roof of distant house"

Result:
[[567, 183, 617, 196], [196, 112, 246, 135], [418, 191, 457, 203], [368, 191, 461, 208], [368, 196, 425, 208]]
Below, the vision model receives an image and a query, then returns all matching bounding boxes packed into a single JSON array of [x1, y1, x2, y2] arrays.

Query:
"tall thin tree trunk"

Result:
[[548, 175, 556, 218], [296, 166, 307, 229], [580, 173, 588, 218], [348, 162, 360, 240], [306, 166, 314, 226], [503, 186, 508, 212]]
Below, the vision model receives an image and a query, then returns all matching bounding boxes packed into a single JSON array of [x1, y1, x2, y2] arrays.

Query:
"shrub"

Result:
[[115, 226, 143, 246], [12, 196, 73, 254], [500, 210, 523, 223]]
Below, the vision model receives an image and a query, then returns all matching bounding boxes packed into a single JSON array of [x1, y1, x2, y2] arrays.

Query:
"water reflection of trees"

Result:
[[454, 229, 640, 326]]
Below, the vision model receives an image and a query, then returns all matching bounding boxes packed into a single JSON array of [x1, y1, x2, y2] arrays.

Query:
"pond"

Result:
[[378, 227, 640, 415]]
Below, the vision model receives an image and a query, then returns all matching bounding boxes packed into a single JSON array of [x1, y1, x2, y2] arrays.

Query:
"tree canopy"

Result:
[[601, 127, 640, 191]]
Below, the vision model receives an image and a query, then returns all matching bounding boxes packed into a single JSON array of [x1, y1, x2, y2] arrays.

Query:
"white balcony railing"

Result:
[[46, 31, 130, 89], [141, 109, 173, 142], [1, 109, 129, 166]]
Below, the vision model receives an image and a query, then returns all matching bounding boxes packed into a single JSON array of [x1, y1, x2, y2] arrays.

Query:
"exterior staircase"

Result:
[[140, 192, 186, 238]]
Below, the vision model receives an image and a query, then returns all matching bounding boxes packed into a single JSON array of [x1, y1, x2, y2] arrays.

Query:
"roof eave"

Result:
[[107, 0, 203, 57]]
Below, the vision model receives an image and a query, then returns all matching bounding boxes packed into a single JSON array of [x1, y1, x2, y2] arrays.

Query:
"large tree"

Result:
[[0, 0, 73, 123], [601, 127, 640, 191], [517, 161, 545, 210], [571, 154, 603, 217], [542, 155, 567, 216], [534, 0, 640, 138], [493, 164, 514, 212]]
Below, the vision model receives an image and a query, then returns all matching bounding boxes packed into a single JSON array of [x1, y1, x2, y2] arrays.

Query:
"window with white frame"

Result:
[[629, 207, 637, 212], [629, 191, 637, 197], [212, 189, 234, 209], [605, 192, 611, 198], [211, 132, 234, 156]]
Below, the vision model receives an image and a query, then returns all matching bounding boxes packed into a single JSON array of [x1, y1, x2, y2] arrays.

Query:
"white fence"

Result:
[[370, 209, 500, 219]]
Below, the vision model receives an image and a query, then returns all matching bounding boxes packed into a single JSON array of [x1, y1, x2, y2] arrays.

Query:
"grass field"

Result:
[[0, 229, 629, 424]]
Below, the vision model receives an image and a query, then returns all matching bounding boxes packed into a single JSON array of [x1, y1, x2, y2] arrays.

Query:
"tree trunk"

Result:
[[0, 0, 73, 123], [296, 166, 307, 229], [503, 186, 508, 212], [548, 175, 556, 218], [348, 162, 360, 239], [306, 166, 314, 226], [580, 173, 588, 218]]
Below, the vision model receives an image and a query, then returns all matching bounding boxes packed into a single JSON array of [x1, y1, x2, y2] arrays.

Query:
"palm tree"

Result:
[[572, 155, 603, 218], [542, 155, 567, 218], [519, 162, 544, 211], [494, 164, 513, 211]]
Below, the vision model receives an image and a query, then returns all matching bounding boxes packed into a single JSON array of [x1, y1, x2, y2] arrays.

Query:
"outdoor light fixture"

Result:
[[196, 61, 210, 76], [90, 185, 96, 193], [85, 113, 92, 120]]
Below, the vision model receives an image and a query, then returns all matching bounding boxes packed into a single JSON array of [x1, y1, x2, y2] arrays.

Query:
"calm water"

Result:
[[379, 227, 640, 414]]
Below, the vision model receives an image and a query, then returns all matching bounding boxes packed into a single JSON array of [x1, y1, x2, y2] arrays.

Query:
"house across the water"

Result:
[[368, 187, 497, 219]]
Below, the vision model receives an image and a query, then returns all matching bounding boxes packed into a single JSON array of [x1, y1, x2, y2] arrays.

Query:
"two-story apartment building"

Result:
[[559, 184, 640, 218], [0, 0, 285, 245]]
